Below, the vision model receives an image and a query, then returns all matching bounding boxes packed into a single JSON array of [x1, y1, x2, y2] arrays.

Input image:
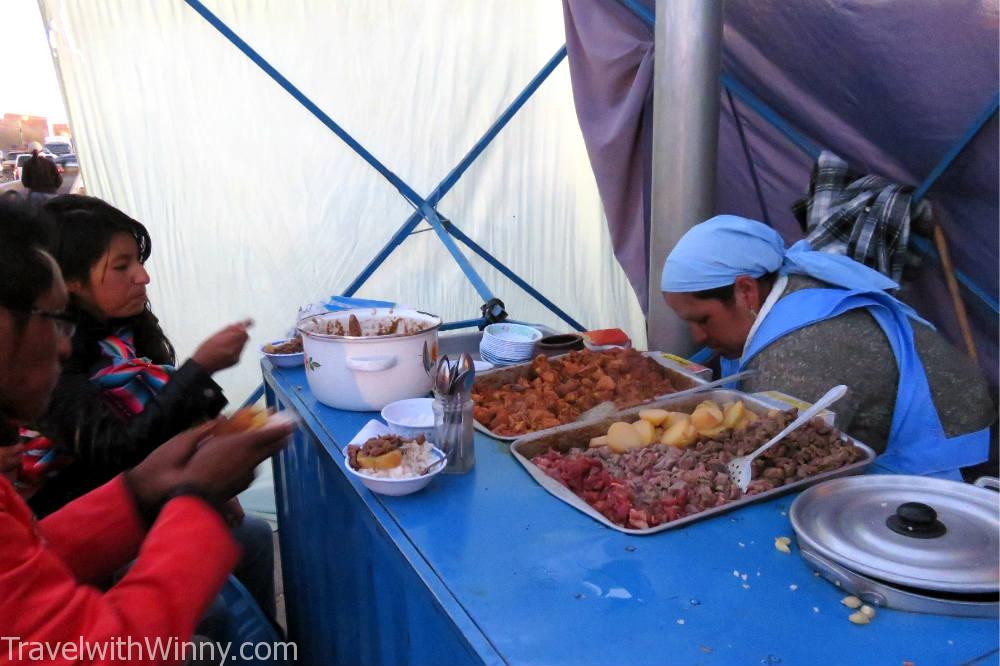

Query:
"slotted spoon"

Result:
[[727, 384, 848, 493]]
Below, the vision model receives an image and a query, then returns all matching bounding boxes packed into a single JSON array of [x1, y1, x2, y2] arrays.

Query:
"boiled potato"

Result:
[[691, 401, 723, 431], [735, 410, 759, 430], [589, 435, 610, 449], [722, 401, 746, 429], [632, 419, 656, 446], [696, 425, 727, 438], [357, 449, 403, 470], [607, 421, 644, 453], [638, 408, 670, 426], [662, 418, 698, 448], [662, 411, 690, 428]]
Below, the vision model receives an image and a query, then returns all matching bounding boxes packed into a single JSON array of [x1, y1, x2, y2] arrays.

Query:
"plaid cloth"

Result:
[[793, 151, 930, 283]]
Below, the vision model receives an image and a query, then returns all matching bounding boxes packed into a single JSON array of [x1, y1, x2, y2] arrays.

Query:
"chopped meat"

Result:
[[474, 349, 680, 436], [531, 414, 863, 528]]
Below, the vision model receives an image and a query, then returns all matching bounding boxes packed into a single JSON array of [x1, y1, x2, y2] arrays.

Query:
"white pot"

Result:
[[297, 308, 440, 411]]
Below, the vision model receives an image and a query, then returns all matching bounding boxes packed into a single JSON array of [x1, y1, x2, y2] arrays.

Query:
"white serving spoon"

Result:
[[727, 384, 848, 493]]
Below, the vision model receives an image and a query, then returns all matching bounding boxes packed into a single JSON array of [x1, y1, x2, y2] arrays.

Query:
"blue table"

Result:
[[265, 362, 999, 666]]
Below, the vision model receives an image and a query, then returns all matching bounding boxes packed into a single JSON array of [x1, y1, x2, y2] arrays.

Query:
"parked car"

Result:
[[2, 151, 26, 178], [13, 154, 33, 181], [44, 139, 77, 169]]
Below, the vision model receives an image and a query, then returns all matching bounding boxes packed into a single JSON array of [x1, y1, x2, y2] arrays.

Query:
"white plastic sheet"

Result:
[[39, 0, 646, 403]]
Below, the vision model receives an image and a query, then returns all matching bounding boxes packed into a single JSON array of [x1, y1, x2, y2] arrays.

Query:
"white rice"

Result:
[[356, 439, 438, 479]]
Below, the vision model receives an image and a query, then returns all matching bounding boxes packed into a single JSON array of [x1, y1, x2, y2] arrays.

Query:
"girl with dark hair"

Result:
[[0, 198, 292, 664], [29, 194, 277, 622], [29, 195, 250, 510]]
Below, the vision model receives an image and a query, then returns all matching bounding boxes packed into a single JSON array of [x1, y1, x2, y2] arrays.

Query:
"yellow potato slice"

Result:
[[632, 419, 656, 446], [638, 408, 670, 426], [691, 401, 723, 431], [722, 401, 746, 429], [357, 449, 403, 470], [607, 421, 644, 453], [589, 435, 610, 449], [696, 424, 727, 437], [735, 410, 759, 430], [662, 419, 698, 448], [662, 411, 690, 428]]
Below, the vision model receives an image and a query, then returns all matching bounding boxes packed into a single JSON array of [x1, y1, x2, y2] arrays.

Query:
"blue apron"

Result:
[[721, 288, 989, 480]]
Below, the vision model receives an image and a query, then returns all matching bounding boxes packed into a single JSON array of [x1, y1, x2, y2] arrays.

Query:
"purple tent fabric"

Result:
[[562, 0, 999, 385], [562, 0, 654, 312]]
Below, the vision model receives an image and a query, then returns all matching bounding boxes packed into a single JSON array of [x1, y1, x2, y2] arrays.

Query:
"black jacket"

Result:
[[21, 154, 62, 193], [28, 308, 226, 516]]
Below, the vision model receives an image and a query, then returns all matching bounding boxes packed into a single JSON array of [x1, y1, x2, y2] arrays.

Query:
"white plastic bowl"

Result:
[[381, 398, 436, 440], [483, 323, 542, 344], [260, 338, 305, 368], [345, 446, 446, 496]]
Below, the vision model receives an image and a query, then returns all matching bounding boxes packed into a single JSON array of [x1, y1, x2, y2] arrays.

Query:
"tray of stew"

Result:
[[472, 348, 706, 441], [510, 390, 874, 535]]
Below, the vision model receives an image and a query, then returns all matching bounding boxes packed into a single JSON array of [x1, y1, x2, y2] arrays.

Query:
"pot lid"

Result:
[[790, 475, 1000, 594]]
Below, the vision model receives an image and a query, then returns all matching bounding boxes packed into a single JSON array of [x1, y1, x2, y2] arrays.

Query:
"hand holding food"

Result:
[[192, 319, 253, 373]]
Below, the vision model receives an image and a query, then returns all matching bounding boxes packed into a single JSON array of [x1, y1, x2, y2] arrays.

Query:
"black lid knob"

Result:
[[887, 501, 947, 539]]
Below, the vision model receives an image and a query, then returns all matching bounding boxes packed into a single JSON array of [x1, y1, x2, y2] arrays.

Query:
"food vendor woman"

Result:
[[660, 215, 994, 480]]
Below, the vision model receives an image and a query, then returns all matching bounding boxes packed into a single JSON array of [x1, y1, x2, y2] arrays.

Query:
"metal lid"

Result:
[[790, 475, 1000, 594]]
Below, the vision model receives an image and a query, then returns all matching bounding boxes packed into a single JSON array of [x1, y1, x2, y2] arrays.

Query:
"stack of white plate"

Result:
[[479, 323, 542, 366]]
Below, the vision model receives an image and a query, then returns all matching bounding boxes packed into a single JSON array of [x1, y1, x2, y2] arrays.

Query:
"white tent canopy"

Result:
[[41, 0, 646, 403]]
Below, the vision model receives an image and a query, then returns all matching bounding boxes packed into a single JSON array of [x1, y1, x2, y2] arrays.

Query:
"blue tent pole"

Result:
[[344, 46, 568, 297], [443, 220, 586, 332], [184, 0, 496, 303]]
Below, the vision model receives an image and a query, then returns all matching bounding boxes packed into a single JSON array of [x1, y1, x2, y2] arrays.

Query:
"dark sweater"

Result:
[[28, 309, 226, 516], [742, 276, 996, 454]]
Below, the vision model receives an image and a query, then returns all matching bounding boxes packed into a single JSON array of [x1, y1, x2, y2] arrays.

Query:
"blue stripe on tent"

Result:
[[344, 46, 568, 297], [910, 235, 999, 315], [913, 92, 1000, 204], [183, 0, 495, 303]]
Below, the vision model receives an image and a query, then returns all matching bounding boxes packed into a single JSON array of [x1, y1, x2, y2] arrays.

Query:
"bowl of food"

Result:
[[381, 397, 436, 440], [260, 336, 304, 368], [345, 434, 445, 496]]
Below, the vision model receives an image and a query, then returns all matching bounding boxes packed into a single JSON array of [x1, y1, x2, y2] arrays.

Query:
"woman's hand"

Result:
[[124, 416, 292, 514], [191, 319, 253, 373]]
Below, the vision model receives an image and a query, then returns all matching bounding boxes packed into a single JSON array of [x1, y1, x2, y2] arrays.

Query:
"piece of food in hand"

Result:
[[661, 418, 698, 448], [589, 435, 610, 449], [214, 407, 271, 435], [638, 408, 670, 426], [690, 401, 723, 432], [607, 421, 644, 453], [582, 328, 630, 347], [632, 419, 656, 446]]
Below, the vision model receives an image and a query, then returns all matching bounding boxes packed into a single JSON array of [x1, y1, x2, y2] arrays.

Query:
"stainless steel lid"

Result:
[[790, 475, 1000, 594]]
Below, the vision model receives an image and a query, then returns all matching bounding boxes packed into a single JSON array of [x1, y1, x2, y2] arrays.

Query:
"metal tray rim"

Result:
[[509, 389, 876, 535]]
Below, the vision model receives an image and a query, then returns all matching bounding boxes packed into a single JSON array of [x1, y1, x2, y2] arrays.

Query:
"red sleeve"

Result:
[[38, 476, 146, 584], [0, 485, 239, 666]]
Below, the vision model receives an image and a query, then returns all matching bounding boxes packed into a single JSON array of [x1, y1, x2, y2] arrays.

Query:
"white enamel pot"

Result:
[[297, 308, 440, 411]]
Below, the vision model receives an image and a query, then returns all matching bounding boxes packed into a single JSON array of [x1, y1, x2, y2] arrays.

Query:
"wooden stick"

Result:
[[932, 225, 978, 362]]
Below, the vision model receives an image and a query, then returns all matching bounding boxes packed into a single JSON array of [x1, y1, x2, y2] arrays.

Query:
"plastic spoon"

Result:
[[727, 384, 848, 493]]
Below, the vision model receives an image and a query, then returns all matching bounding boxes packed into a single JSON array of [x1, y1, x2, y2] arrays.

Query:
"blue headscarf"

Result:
[[661, 215, 900, 293]]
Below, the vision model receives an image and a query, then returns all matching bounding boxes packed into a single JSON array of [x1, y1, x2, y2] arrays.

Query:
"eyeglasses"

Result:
[[30, 308, 77, 338]]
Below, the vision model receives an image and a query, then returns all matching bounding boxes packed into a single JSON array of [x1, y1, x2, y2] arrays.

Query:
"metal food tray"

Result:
[[473, 350, 708, 442], [510, 389, 876, 535]]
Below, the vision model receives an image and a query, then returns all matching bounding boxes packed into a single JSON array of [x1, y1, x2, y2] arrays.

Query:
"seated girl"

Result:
[[27, 194, 276, 621]]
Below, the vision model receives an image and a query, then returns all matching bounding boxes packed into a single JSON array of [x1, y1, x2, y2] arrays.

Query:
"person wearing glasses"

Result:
[[0, 199, 292, 665], [21, 195, 278, 624]]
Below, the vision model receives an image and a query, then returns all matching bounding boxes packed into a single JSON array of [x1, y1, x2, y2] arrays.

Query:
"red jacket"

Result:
[[0, 475, 239, 665]]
